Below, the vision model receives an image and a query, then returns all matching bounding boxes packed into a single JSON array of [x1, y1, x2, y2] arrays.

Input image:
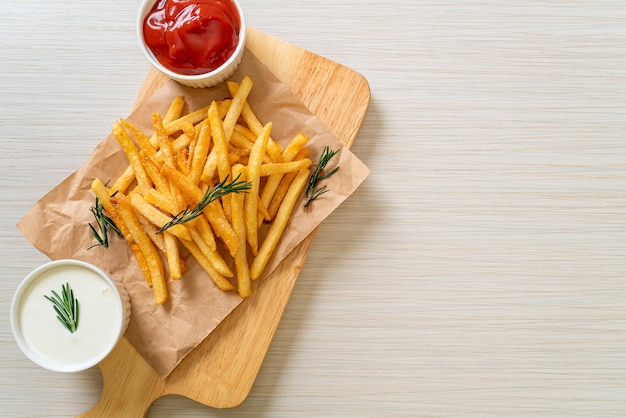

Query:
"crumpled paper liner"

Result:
[[17, 50, 370, 378]]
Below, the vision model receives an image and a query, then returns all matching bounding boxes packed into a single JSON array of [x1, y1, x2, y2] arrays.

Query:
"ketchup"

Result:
[[143, 0, 241, 76]]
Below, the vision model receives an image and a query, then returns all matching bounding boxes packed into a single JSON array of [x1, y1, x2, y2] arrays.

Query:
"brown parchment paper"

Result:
[[17, 50, 370, 378]]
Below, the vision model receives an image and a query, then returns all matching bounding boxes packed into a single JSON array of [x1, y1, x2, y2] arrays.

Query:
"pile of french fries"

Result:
[[91, 76, 312, 304]]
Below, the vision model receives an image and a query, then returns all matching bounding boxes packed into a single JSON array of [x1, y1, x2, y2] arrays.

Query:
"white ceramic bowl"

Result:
[[137, 0, 246, 88], [10, 259, 131, 373]]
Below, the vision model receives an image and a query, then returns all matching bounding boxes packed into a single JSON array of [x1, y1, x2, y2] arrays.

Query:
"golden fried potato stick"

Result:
[[187, 226, 233, 277], [136, 212, 166, 253], [231, 126, 255, 149], [128, 192, 192, 241], [143, 189, 178, 216], [231, 164, 251, 297], [194, 213, 217, 251], [250, 169, 310, 280], [142, 156, 171, 195], [152, 113, 175, 167], [163, 105, 210, 135], [208, 101, 234, 219], [160, 163, 239, 256], [163, 232, 182, 280], [259, 159, 312, 177], [233, 123, 256, 142], [179, 239, 234, 291], [227, 80, 283, 162], [111, 121, 153, 196], [223, 76, 253, 141], [113, 194, 167, 304], [162, 95, 185, 124], [176, 148, 191, 176], [137, 212, 188, 279], [189, 118, 211, 185], [131, 244, 152, 287], [209, 101, 233, 182], [257, 195, 271, 222], [245, 122, 271, 255]]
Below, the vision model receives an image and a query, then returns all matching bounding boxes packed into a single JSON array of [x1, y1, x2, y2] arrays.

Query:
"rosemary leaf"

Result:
[[304, 146, 340, 208], [44, 283, 79, 333], [88, 192, 121, 250], [157, 174, 252, 234]]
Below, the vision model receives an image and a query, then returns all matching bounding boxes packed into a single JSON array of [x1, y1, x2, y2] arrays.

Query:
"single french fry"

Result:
[[188, 226, 233, 277], [153, 113, 175, 167], [223, 76, 253, 141], [176, 147, 191, 176], [227, 80, 283, 162], [259, 159, 312, 177], [128, 192, 192, 241], [208, 101, 234, 219], [200, 150, 218, 184], [114, 194, 167, 304], [109, 168, 135, 195], [190, 118, 211, 185], [231, 126, 256, 149], [216, 99, 232, 118], [195, 213, 217, 251], [179, 239, 234, 291], [143, 189, 178, 215], [163, 105, 210, 135], [163, 96, 186, 124], [130, 243, 152, 286], [163, 232, 182, 280], [233, 123, 257, 142], [230, 164, 251, 297], [257, 195, 271, 222], [245, 122, 271, 255], [228, 144, 250, 158], [251, 169, 309, 280], [112, 121, 153, 195]]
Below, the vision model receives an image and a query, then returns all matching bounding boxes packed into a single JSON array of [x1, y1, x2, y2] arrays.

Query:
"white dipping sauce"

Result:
[[11, 260, 129, 372]]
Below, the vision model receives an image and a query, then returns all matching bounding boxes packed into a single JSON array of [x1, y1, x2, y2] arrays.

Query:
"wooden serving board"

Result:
[[79, 27, 370, 417]]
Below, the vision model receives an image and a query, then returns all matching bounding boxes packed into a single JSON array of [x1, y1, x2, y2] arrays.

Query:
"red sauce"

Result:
[[143, 0, 241, 76]]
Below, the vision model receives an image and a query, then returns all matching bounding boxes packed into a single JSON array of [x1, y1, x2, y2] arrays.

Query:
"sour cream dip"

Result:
[[10, 259, 130, 372]]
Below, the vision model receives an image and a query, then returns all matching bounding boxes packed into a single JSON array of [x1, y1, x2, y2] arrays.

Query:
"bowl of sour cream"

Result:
[[10, 259, 131, 373], [137, 0, 246, 88]]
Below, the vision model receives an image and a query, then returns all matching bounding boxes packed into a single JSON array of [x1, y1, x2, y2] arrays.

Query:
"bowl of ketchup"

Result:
[[138, 0, 246, 88]]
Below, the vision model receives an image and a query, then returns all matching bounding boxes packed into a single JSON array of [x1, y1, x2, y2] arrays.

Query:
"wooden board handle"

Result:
[[78, 338, 164, 418]]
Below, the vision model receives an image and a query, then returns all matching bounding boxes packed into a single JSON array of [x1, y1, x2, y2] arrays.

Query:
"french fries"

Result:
[[91, 77, 313, 303]]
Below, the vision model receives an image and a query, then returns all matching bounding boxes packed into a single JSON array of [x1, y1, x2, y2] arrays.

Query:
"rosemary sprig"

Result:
[[88, 191, 121, 250], [157, 174, 252, 234], [44, 282, 79, 334], [304, 146, 340, 208]]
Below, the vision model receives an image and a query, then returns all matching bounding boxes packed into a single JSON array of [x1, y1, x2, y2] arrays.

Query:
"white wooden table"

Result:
[[1, 1, 625, 416]]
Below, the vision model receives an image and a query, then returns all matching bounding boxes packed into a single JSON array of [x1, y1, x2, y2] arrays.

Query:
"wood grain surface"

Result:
[[2, 1, 626, 417]]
